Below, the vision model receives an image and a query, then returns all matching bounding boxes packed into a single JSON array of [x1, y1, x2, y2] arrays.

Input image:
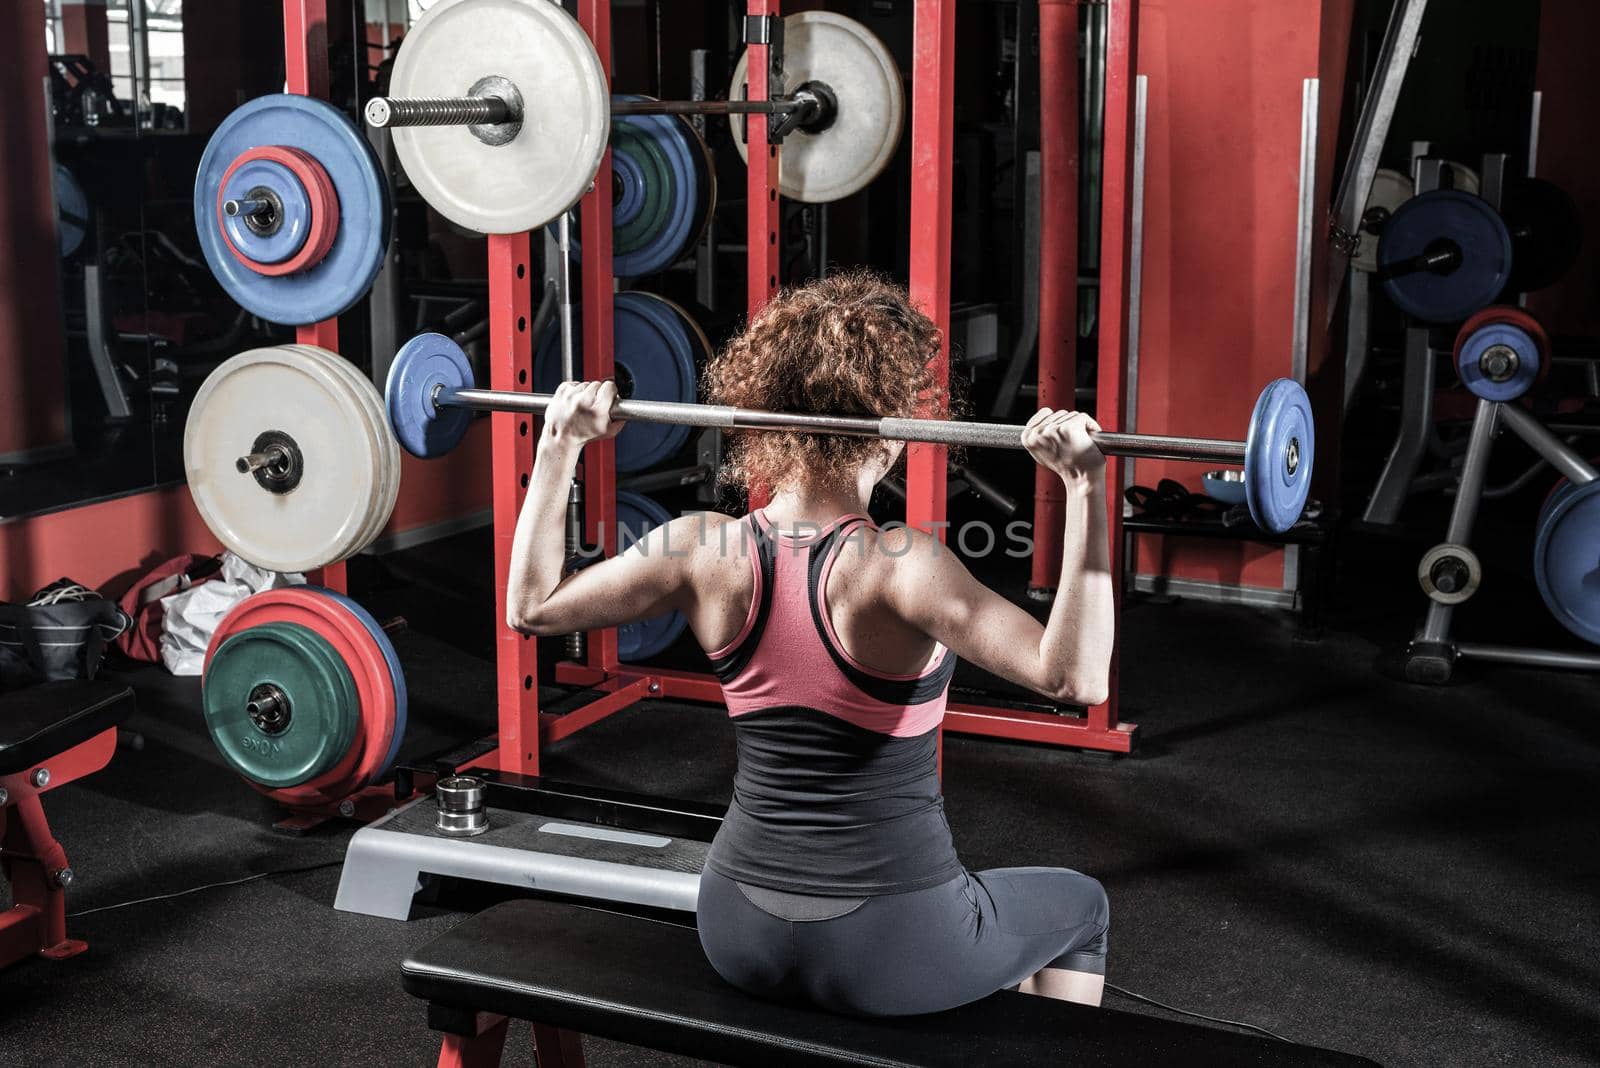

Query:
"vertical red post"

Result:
[[282, 0, 331, 101], [743, 1, 782, 512], [1090, 0, 1140, 735], [905, 0, 957, 538], [283, 0, 346, 591], [577, 0, 620, 672], [746, 2, 782, 320], [489, 234, 539, 774], [1030, 0, 1081, 593]]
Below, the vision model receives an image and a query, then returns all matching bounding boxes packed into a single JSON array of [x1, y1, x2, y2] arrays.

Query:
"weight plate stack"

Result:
[[535, 292, 703, 473], [614, 491, 691, 661], [194, 94, 390, 325]]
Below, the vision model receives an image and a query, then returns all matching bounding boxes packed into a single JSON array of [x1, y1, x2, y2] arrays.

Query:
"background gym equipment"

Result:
[[385, 331, 1316, 535], [193, 95, 390, 326], [533, 293, 704, 473], [1499, 176, 1584, 294], [1350, 167, 1414, 274], [185, 346, 400, 574], [1454, 306, 1548, 402], [726, 11, 906, 202], [1402, 307, 1600, 680], [612, 491, 692, 661], [366, 0, 901, 232], [1534, 477, 1600, 647], [201, 586, 407, 809], [1376, 189, 1513, 323], [567, 98, 716, 278], [1358, 154, 1584, 526], [53, 164, 88, 259]]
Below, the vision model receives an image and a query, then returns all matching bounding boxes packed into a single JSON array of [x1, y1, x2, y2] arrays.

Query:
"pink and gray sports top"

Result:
[[703, 511, 962, 896]]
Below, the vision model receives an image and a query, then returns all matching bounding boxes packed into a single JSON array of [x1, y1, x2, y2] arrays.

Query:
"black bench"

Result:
[[1, 679, 135, 969], [403, 899, 1380, 1067]]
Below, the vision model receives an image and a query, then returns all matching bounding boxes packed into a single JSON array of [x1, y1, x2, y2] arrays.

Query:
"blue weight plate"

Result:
[[194, 94, 390, 326], [611, 148, 648, 228], [312, 588, 409, 781], [614, 491, 690, 661], [1377, 190, 1512, 323], [1457, 321, 1541, 402], [569, 97, 704, 278], [1244, 378, 1315, 533], [1534, 478, 1600, 645], [219, 157, 313, 266], [55, 163, 89, 258], [534, 292, 697, 472], [387, 332, 475, 459]]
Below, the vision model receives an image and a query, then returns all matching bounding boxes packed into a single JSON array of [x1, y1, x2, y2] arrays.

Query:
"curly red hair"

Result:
[[704, 270, 946, 493]]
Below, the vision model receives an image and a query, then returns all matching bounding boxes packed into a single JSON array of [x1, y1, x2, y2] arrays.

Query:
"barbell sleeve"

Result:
[[223, 197, 272, 219], [434, 386, 1250, 466], [365, 95, 513, 129]]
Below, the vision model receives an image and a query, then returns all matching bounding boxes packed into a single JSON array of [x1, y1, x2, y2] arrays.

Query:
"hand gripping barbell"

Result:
[[384, 333, 1317, 533]]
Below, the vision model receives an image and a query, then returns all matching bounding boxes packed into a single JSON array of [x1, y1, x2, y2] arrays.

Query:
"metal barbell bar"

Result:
[[365, 88, 827, 133], [386, 333, 1314, 532], [435, 385, 1251, 466]]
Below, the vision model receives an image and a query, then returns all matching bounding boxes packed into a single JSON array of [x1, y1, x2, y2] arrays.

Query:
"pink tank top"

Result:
[[706, 511, 954, 735]]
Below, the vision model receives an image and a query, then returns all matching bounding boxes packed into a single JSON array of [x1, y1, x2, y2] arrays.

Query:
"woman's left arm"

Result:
[[505, 381, 695, 635]]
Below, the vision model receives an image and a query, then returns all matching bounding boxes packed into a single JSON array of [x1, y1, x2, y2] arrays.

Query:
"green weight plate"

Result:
[[202, 621, 360, 789]]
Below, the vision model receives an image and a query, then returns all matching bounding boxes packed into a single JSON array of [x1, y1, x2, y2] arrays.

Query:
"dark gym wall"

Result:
[[1377, 0, 1539, 170]]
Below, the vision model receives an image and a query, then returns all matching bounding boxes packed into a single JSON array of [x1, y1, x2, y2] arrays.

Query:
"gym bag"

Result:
[[0, 579, 132, 691]]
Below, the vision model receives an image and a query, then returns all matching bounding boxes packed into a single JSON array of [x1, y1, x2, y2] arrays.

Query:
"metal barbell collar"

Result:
[[432, 385, 1252, 466]]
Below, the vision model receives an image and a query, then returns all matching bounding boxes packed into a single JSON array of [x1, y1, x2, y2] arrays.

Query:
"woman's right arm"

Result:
[[885, 410, 1115, 706]]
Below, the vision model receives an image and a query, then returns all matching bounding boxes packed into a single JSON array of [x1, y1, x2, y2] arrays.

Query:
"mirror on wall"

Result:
[[2, 2, 302, 521]]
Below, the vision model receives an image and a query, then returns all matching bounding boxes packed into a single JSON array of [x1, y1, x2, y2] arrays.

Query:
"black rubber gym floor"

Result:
[[2, 525, 1596, 1066]]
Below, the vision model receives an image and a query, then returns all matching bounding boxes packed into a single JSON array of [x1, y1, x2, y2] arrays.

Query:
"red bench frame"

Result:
[[0, 725, 118, 968]]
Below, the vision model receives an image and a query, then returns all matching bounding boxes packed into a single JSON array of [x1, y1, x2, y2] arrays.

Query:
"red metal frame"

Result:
[[1029, 0, 1079, 594], [512, 1, 1134, 756], [0, 728, 117, 968], [283, 0, 346, 594], [543, 3, 785, 746], [432, 1013, 585, 1068], [904, 0, 956, 536]]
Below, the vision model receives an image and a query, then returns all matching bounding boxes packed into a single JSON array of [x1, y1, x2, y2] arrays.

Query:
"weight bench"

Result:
[[1, 679, 135, 969], [403, 899, 1381, 1067]]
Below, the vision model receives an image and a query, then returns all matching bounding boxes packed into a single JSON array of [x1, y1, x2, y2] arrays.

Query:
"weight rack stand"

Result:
[[282, 0, 347, 600], [463, 0, 1138, 779], [268, 0, 404, 833]]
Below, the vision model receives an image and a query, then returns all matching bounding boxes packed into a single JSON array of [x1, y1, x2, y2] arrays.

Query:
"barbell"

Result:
[[367, 0, 903, 233], [384, 332, 1317, 533]]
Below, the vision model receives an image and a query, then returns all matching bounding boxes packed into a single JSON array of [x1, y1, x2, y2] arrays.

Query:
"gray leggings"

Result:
[[697, 867, 1109, 1017]]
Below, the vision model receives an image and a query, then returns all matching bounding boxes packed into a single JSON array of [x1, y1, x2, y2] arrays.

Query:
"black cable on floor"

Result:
[[67, 861, 344, 918], [1106, 982, 1296, 1044]]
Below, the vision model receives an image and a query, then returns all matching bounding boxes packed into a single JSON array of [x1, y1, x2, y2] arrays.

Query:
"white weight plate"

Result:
[[389, 0, 610, 234], [185, 347, 384, 573], [287, 344, 398, 557], [1441, 161, 1481, 197], [729, 12, 904, 203], [280, 345, 387, 558], [1353, 167, 1415, 273], [285, 345, 400, 557]]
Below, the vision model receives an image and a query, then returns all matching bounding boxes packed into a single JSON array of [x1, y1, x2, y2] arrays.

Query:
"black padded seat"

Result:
[[0, 680, 135, 776], [403, 899, 1380, 1067]]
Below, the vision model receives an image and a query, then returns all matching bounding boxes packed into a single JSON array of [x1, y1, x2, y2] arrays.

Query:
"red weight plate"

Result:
[[204, 587, 396, 806], [1453, 305, 1552, 381], [216, 145, 342, 278]]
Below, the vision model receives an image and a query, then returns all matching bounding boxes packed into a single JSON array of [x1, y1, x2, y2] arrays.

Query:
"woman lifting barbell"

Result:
[[505, 272, 1112, 1017]]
